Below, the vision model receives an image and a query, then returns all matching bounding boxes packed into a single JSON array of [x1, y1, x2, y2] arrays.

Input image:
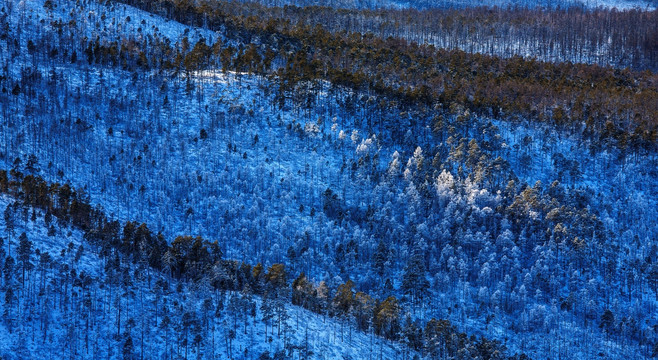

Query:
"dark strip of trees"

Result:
[[105, 0, 658, 153]]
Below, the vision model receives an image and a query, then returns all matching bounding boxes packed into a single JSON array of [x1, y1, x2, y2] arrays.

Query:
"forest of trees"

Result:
[[5, 0, 656, 150], [0, 168, 520, 359], [1, 0, 657, 358], [103, 0, 658, 152], [190, 2, 658, 70]]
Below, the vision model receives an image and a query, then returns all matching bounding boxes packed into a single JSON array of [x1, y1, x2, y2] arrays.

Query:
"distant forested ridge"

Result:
[[108, 0, 658, 151]]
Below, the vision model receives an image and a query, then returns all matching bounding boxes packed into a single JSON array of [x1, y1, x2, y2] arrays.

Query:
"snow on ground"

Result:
[[16, 0, 217, 44], [2, 0, 657, 358], [0, 195, 102, 278], [0, 195, 411, 360]]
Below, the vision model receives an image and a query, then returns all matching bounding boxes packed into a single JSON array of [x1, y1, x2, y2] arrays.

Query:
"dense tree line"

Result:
[[222, 4, 658, 71], [13, 0, 655, 153], [107, 0, 658, 152]]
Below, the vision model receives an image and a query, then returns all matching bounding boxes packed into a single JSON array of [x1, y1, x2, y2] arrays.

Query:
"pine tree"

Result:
[[261, 294, 275, 340], [17, 232, 32, 288], [374, 296, 400, 340], [401, 245, 430, 306], [123, 335, 134, 360], [372, 240, 389, 277]]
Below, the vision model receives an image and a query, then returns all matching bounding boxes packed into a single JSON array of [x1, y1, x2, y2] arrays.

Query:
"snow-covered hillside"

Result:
[[390, 0, 655, 9], [1, 0, 657, 359], [0, 195, 412, 360], [227, 0, 656, 10]]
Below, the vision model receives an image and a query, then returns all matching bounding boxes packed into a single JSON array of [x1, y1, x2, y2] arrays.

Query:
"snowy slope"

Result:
[[236, 0, 656, 10], [0, 196, 410, 360], [1, 0, 658, 359]]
